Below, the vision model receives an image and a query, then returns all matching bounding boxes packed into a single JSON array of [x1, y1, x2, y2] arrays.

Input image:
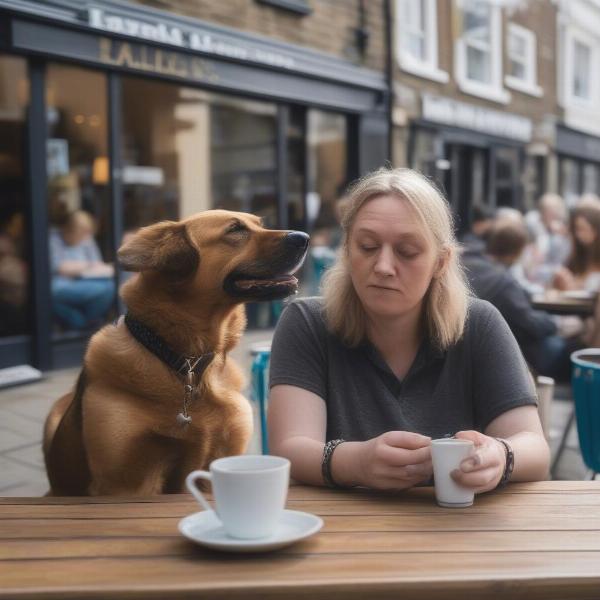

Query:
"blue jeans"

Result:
[[52, 276, 115, 330]]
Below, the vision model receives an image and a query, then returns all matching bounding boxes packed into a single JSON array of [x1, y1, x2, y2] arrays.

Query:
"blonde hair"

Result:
[[321, 167, 469, 350]]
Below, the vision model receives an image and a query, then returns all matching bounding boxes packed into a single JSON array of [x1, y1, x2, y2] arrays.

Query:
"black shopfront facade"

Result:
[[408, 94, 534, 234], [0, 0, 388, 370]]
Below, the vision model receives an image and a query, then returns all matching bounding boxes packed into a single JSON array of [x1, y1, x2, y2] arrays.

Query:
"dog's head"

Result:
[[117, 210, 309, 303]]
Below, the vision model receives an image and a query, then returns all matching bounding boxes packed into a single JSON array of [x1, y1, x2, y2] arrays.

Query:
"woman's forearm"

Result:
[[274, 436, 365, 487], [506, 431, 550, 482]]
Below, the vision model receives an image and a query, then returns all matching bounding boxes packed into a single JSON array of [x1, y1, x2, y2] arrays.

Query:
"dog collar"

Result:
[[124, 314, 215, 426]]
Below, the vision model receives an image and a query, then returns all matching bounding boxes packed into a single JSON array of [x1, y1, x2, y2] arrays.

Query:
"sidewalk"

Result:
[[0, 330, 589, 495]]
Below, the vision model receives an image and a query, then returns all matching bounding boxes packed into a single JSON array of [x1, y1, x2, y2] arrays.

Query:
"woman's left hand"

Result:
[[450, 430, 506, 494]]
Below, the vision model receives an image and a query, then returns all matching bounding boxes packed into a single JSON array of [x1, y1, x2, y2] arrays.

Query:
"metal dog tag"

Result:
[[177, 412, 192, 425]]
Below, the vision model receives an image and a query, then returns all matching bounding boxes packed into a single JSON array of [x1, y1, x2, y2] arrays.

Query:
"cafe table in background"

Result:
[[1, 482, 599, 599], [531, 289, 597, 317]]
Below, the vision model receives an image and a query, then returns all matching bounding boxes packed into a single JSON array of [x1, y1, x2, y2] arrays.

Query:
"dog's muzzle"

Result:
[[223, 231, 310, 301]]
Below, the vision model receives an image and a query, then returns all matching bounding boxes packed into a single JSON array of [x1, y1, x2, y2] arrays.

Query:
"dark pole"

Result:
[[27, 59, 52, 370]]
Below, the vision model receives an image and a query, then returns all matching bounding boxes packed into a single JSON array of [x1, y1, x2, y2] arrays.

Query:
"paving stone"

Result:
[[5, 443, 45, 470]]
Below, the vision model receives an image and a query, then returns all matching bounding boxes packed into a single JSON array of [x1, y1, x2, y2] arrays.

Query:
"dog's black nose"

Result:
[[285, 231, 310, 250]]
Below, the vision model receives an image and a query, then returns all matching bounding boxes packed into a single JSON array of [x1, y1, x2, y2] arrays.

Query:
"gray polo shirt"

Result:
[[269, 297, 537, 441]]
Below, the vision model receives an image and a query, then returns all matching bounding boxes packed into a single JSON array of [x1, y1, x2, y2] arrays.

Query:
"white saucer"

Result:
[[178, 509, 323, 552]]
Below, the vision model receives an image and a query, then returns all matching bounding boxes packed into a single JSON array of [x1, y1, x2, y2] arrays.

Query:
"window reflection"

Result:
[[46, 64, 115, 334], [0, 55, 29, 337]]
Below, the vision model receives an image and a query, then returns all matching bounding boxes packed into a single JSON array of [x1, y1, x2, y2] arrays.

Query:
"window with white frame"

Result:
[[396, 0, 448, 83], [455, 0, 509, 103], [563, 26, 598, 111], [505, 23, 541, 96]]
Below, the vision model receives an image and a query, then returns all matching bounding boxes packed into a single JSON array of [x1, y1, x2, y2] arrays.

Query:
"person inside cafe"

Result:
[[49, 209, 115, 330], [268, 167, 549, 493], [462, 220, 579, 382], [553, 201, 600, 294]]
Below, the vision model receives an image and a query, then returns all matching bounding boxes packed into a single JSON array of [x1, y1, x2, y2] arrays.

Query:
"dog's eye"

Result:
[[226, 221, 248, 234]]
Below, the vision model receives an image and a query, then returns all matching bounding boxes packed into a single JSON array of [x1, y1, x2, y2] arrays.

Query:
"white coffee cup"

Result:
[[431, 438, 475, 508], [185, 454, 290, 539]]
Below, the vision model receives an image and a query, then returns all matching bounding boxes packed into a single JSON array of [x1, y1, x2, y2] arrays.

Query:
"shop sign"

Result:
[[98, 38, 219, 83], [422, 94, 532, 143], [88, 6, 296, 70]]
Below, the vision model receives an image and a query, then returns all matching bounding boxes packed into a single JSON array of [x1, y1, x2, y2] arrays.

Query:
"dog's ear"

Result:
[[118, 221, 199, 278]]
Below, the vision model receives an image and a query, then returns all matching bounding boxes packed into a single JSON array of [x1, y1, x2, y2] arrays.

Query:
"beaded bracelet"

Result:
[[321, 439, 346, 488], [495, 438, 514, 489]]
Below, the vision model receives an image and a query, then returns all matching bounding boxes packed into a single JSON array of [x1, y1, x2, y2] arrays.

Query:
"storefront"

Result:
[[407, 94, 533, 233], [0, 0, 388, 370], [556, 125, 600, 207]]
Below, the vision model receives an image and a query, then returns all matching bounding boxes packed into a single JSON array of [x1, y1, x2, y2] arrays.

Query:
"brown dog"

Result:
[[43, 210, 309, 495]]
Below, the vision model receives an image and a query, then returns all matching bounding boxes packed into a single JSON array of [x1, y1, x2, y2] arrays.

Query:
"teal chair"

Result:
[[571, 349, 600, 480], [250, 344, 271, 455]]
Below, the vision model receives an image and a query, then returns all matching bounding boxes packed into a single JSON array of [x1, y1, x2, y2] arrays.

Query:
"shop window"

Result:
[[45, 64, 115, 337], [120, 79, 278, 231], [396, 0, 448, 83], [505, 23, 542, 97], [304, 109, 347, 295], [455, 0, 509, 104], [0, 55, 29, 338]]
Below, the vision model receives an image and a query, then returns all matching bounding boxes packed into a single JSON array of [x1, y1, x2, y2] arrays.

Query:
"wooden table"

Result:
[[1, 482, 600, 599], [531, 292, 596, 317]]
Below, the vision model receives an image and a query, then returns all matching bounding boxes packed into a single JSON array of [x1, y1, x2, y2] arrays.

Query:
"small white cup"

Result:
[[185, 454, 290, 539], [431, 438, 475, 508]]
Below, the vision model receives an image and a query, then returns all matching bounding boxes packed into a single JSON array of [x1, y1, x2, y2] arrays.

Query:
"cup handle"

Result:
[[185, 470, 214, 514]]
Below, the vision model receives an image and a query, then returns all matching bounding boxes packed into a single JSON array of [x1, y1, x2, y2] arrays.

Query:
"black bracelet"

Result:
[[321, 439, 345, 488], [495, 438, 514, 489]]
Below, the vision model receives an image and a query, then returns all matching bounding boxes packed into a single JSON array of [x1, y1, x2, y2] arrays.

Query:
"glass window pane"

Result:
[[509, 58, 526, 80], [464, 0, 490, 42], [121, 79, 278, 231], [46, 64, 115, 335], [466, 46, 491, 83], [0, 55, 30, 337], [573, 40, 591, 100], [304, 110, 347, 295], [405, 33, 426, 60]]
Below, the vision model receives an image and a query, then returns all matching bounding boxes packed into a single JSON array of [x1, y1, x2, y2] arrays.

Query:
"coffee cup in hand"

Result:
[[431, 438, 475, 508], [185, 455, 290, 539]]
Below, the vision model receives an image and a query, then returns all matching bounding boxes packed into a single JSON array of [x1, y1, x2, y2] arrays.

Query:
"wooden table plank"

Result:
[[1, 552, 600, 600], [2, 529, 600, 561]]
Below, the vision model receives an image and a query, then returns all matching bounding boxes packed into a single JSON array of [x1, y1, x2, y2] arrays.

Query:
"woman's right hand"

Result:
[[355, 431, 432, 491]]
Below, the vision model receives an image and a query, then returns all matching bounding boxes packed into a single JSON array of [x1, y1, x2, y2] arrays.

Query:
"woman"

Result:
[[268, 168, 549, 493], [554, 202, 600, 293]]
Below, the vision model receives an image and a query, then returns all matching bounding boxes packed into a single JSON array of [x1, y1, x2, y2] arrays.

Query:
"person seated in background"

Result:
[[523, 194, 571, 288], [554, 202, 600, 294], [459, 204, 494, 255], [49, 210, 115, 331], [268, 168, 549, 495], [462, 220, 579, 381]]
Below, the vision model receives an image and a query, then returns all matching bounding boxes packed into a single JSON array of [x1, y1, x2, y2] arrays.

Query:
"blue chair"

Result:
[[250, 344, 271, 454], [571, 349, 600, 479]]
